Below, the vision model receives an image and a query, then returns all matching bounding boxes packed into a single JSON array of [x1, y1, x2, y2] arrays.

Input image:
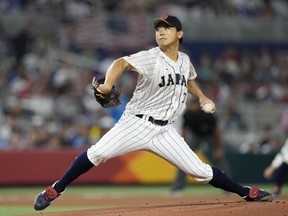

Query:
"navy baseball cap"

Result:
[[153, 15, 182, 31]]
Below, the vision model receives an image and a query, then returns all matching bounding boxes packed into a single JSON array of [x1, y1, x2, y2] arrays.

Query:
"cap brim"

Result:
[[152, 18, 173, 29]]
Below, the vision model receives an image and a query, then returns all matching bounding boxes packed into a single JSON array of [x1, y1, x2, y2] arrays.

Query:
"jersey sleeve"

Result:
[[123, 50, 155, 75], [271, 137, 288, 168], [188, 61, 197, 80], [271, 154, 284, 169]]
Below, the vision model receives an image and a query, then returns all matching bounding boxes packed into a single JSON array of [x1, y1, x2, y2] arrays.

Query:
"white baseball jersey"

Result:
[[271, 137, 288, 168], [87, 47, 213, 183], [123, 47, 197, 122]]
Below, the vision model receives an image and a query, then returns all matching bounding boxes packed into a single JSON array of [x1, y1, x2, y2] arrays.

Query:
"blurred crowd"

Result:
[[0, 0, 287, 151], [0, 0, 288, 19]]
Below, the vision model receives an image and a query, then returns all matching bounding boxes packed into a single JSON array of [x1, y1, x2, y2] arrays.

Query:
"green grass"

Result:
[[0, 185, 220, 216], [0, 206, 98, 216], [0, 184, 286, 216], [0, 184, 224, 196]]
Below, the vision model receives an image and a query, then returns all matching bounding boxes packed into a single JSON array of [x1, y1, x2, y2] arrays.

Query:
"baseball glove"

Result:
[[91, 77, 121, 108]]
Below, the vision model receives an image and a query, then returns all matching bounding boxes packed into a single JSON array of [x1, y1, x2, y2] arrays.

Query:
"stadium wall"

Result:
[[0, 150, 275, 186]]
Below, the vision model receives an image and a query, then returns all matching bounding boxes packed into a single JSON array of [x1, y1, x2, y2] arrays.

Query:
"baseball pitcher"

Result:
[[34, 15, 272, 211]]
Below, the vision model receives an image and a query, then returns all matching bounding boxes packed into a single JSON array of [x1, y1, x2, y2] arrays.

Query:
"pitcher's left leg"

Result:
[[150, 125, 272, 201], [149, 125, 213, 183]]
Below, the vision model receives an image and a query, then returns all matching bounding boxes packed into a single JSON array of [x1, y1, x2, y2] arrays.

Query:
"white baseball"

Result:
[[202, 103, 214, 113]]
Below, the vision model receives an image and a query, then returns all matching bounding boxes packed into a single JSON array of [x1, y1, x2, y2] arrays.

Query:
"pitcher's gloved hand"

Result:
[[91, 77, 121, 108]]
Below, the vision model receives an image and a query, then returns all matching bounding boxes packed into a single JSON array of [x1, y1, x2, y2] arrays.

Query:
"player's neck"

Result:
[[160, 45, 179, 62]]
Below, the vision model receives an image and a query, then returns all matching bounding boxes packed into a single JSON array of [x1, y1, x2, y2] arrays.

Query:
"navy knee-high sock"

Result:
[[209, 167, 249, 197], [275, 163, 288, 190], [54, 151, 94, 193]]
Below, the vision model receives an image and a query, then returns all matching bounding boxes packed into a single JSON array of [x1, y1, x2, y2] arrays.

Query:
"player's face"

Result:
[[155, 24, 183, 47]]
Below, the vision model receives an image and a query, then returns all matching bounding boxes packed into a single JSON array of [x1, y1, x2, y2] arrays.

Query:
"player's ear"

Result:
[[178, 30, 184, 40]]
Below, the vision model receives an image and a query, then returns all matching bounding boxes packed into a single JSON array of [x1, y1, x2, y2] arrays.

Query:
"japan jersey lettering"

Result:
[[123, 47, 197, 121]]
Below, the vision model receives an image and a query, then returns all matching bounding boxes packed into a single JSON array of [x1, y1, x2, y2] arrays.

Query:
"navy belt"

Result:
[[136, 114, 168, 126]]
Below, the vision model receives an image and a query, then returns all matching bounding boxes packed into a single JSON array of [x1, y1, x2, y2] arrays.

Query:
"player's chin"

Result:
[[157, 40, 168, 46]]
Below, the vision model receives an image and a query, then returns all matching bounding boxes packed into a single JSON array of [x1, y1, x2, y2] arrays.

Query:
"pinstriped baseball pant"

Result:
[[87, 113, 213, 183]]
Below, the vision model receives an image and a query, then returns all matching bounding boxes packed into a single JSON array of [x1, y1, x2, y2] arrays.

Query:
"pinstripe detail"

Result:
[[168, 128, 212, 178], [86, 46, 213, 183], [159, 55, 177, 120], [171, 58, 185, 117], [87, 115, 157, 165], [148, 126, 212, 182], [88, 117, 212, 182], [271, 137, 288, 168], [123, 47, 194, 122], [107, 121, 156, 159]]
